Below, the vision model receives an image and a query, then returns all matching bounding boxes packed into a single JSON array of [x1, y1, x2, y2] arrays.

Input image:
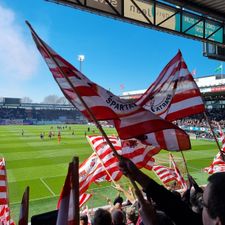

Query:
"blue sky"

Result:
[[0, 0, 223, 103]]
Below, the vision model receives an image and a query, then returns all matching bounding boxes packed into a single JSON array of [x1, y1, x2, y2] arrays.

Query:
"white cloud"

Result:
[[0, 4, 39, 80]]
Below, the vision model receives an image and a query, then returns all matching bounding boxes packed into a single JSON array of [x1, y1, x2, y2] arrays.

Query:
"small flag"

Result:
[[215, 64, 223, 73]]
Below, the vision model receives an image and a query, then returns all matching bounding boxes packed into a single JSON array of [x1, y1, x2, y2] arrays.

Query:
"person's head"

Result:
[[80, 214, 88, 225], [93, 208, 112, 225], [202, 172, 225, 225], [126, 206, 138, 224], [111, 209, 125, 225], [113, 195, 123, 206], [113, 195, 123, 210]]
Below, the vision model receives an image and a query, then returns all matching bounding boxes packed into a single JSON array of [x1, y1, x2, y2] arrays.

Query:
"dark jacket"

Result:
[[143, 179, 203, 225]]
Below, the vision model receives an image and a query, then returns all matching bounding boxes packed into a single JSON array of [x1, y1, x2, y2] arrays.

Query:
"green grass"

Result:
[[0, 125, 219, 223]]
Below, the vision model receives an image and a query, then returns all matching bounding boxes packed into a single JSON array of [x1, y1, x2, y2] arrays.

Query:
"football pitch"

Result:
[[0, 124, 219, 221]]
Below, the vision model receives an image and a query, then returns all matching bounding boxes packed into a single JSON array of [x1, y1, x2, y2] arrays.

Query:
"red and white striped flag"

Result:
[[0, 158, 7, 205], [0, 158, 15, 225], [136, 51, 205, 121], [114, 110, 191, 151], [79, 193, 92, 208], [27, 22, 191, 152], [204, 153, 225, 174], [27, 22, 191, 151], [152, 165, 177, 185], [87, 135, 158, 171], [217, 122, 225, 153], [18, 186, 29, 225], [27, 22, 139, 121], [170, 154, 187, 189], [204, 124, 225, 174], [0, 205, 15, 225], [79, 153, 115, 195]]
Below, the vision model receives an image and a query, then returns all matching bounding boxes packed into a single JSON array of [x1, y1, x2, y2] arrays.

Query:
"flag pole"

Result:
[[25, 21, 120, 159], [204, 112, 223, 156], [71, 157, 80, 225], [86, 136, 118, 186], [180, 151, 190, 176], [26, 21, 143, 196]]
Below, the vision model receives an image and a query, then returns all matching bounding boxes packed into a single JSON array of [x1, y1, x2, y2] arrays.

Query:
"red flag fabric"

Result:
[[0, 205, 15, 225], [204, 123, 225, 174], [218, 123, 225, 153], [28, 22, 191, 151], [204, 153, 225, 174], [27, 22, 139, 121], [18, 186, 29, 225], [79, 193, 92, 208], [78, 135, 159, 195], [87, 135, 158, 171], [79, 152, 121, 195], [56, 163, 76, 225], [114, 110, 191, 151], [136, 51, 205, 121], [0, 159, 7, 205], [152, 165, 177, 185], [170, 154, 187, 189]]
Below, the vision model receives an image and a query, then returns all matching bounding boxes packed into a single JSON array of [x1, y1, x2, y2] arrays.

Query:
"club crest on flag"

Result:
[[146, 93, 173, 115], [79, 156, 99, 181], [122, 139, 138, 148]]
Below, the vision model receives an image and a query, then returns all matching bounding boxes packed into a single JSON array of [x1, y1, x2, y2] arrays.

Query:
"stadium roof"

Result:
[[164, 0, 225, 22]]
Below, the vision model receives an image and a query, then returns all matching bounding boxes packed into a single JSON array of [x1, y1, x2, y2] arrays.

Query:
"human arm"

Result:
[[118, 156, 203, 225]]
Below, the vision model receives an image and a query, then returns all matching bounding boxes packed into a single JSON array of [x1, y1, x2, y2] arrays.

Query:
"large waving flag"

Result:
[[27, 22, 191, 151], [26, 22, 139, 121], [136, 51, 205, 121]]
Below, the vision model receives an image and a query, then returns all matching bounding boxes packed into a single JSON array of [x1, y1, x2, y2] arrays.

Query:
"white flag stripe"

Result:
[[153, 165, 177, 184], [0, 181, 6, 186], [118, 111, 159, 128], [86, 136, 157, 183], [163, 129, 179, 150], [0, 170, 5, 176], [168, 97, 204, 113], [0, 193, 7, 199]]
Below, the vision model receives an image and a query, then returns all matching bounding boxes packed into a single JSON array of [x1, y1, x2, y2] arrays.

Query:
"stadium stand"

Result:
[[0, 98, 86, 125]]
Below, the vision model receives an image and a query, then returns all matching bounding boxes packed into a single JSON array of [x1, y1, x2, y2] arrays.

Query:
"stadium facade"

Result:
[[121, 74, 225, 109]]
